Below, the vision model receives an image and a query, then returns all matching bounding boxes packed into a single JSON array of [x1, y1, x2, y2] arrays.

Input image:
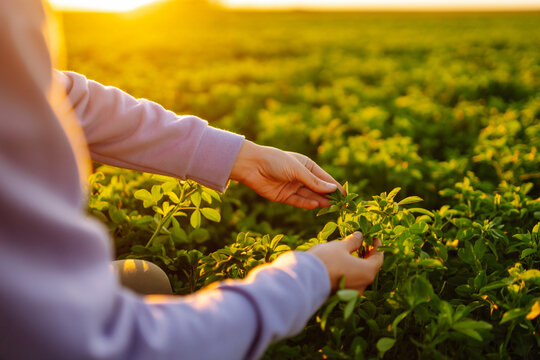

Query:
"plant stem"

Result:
[[145, 186, 196, 248]]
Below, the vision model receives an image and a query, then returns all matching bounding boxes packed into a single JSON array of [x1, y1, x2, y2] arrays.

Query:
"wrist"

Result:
[[230, 140, 261, 183], [308, 250, 338, 292]]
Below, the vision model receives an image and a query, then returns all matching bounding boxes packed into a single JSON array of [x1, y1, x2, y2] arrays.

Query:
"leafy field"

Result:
[[61, 4, 539, 359]]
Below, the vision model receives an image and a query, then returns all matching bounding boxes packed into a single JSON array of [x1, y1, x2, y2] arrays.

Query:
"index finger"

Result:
[[309, 162, 346, 196]]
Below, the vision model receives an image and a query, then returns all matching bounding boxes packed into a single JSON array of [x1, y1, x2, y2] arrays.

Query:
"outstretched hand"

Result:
[[230, 140, 345, 209], [308, 232, 384, 293]]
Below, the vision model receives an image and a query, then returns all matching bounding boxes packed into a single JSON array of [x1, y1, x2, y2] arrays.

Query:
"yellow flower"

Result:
[[526, 301, 540, 320]]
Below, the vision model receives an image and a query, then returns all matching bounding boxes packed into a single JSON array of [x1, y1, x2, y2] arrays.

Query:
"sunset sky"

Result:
[[49, 0, 540, 12]]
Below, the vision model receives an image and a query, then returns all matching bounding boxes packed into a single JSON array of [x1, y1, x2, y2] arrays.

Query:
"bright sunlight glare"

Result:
[[224, 0, 540, 10], [49, 0, 540, 12], [49, 0, 161, 12]]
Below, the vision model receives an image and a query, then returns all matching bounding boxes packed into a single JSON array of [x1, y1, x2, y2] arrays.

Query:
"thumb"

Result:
[[340, 232, 364, 253], [295, 165, 337, 194]]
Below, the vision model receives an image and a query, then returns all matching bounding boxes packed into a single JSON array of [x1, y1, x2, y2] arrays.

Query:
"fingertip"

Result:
[[323, 181, 338, 193], [300, 200, 319, 209], [343, 232, 363, 252], [286, 194, 319, 209], [299, 168, 337, 194]]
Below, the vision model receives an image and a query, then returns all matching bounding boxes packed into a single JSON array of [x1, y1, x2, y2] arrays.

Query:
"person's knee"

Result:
[[112, 259, 173, 295]]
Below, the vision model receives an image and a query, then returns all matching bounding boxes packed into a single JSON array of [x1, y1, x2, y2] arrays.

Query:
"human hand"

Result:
[[308, 232, 384, 293], [230, 140, 345, 209]]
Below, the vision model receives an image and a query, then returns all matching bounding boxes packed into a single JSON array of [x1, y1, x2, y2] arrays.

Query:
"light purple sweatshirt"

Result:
[[0, 1, 330, 359]]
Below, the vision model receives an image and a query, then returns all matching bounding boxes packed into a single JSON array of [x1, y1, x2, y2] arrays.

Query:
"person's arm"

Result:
[[55, 70, 244, 192], [56, 70, 345, 207]]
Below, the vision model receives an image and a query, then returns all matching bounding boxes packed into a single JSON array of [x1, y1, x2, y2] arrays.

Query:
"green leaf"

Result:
[[339, 275, 346, 290], [417, 258, 444, 269], [439, 188, 457, 197], [412, 276, 433, 304], [458, 242, 475, 265], [201, 191, 212, 204], [167, 191, 180, 203], [521, 248, 537, 259], [326, 188, 344, 202], [453, 320, 492, 331], [410, 222, 429, 234], [474, 271, 487, 289], [453, 328, 482, 341], [320, 297, 339, 331], [171, 218, 187, 244], [189, 228, 210, 244], [317, 204, 340, 216], [387, 187, 401, 201], [391, 311, 410, 337], [398, 196, 423, 206], [109, 207, 126, 224], [319, 222, 337, 240], [161, 181, 177, 193], [521, 269, 540, 285], [343, 296, 357, 320], [191, 192, 201, 208], [480, 281, 509, 293], [408, 208, 434, 217], [190, 209, 201, 228], [161, 201, 173, 216], [134, 189, 154, 207], [151, 185, 163, 202], [473, 239, 487, 260], [270, 235, 284, 250], [131, 245, 148, 254], [337, 289, 359, 302], [90, 200, 109, 211], [500, 308, 528, 324], [376, 337, 396, 355], [200, 208, 221, 222], [359, 216, 369, 234], [203, 188, 221, 202]]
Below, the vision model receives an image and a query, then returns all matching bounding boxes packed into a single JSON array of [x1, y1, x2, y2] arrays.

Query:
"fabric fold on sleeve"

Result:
[[216, 251, 331, 360], [186, 125, 245, 192]]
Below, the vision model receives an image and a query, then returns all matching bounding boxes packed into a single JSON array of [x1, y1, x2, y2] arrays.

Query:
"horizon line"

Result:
[[54, 6, 540, 13]]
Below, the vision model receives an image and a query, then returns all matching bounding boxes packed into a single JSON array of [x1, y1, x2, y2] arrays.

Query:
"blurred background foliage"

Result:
[[60, 0, 539, 245], [61, 1, 539, 206]]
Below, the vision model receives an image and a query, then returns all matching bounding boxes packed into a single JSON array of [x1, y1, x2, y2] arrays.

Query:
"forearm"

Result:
[[139, 251, 329, 360], [216, 251, 330, 359], [56, 70, 244, 192]]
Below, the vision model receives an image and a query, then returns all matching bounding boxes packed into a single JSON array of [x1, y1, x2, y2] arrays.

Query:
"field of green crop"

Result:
[[60, 3, 539, 358]]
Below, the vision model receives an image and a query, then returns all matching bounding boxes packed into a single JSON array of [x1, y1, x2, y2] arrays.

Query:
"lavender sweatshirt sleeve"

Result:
[[54, 70, 244, 193], [0, 1, 331, 359]]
